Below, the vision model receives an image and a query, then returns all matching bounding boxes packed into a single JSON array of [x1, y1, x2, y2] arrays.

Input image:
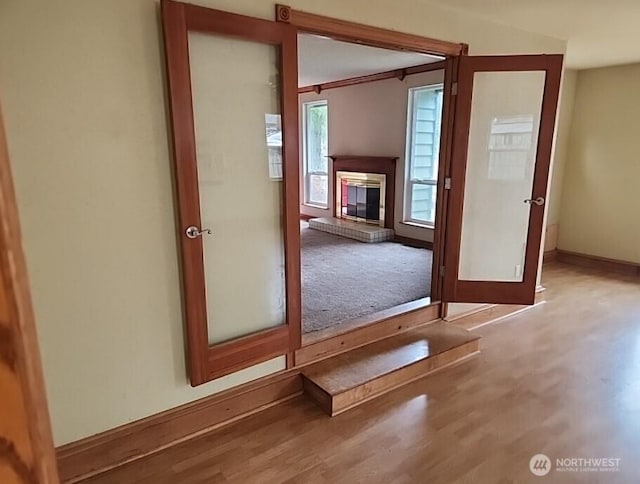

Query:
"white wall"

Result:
[[300, 70, 444, 242], [0, 0, 565, 445]]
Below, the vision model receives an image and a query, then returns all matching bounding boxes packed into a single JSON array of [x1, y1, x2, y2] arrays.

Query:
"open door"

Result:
[[162, 0, 300, 385], [443, 54, 563, 305]]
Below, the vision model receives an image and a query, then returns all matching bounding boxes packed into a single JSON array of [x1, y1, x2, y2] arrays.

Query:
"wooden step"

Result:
[[301, 322, 480, 416]]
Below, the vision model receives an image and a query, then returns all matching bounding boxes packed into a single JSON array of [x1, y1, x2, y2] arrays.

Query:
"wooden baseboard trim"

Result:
[[296, 302, 441, 366], [393, 235, 434, 250], [543, 249, 558, 263], [56, 371, 303, 483], [300, 213, 315, 221], [446, 289, 546, 331], [555, 250, 640, 276]]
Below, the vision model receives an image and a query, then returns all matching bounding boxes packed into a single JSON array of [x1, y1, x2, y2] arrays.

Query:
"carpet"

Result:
[[301, 222, 432, 334]]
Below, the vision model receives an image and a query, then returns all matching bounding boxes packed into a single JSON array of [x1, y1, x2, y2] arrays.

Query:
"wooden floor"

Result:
[[84, 263, 640, 483]]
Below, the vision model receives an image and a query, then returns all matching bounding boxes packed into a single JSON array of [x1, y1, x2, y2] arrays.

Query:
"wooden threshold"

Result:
[[56, 371, 303, 483], [302, 297, 432, 345], [296, 301, 440, 366], [302, 322, 479, 415]]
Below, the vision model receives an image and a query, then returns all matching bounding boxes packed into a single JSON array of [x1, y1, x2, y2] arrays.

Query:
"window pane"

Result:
[[409, 87, 443, 182], [410, 183, 437, 224], [306, 104, 328, 173], [308, 174, 328, 205], [405, 85, 443, 225], [304, 101, 328, 206]]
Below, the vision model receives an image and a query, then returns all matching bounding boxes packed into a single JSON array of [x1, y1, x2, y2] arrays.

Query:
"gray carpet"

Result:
[[301, 222, 432, 333]]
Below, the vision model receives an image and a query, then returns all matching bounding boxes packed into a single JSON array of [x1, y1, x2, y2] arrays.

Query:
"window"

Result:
[[302, 100, 329, 207], [405, 85, 444, 226]]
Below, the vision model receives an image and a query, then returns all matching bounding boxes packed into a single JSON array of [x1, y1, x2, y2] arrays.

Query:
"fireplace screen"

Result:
[[343, 182, 381, 222], [336, 171, 386, 226]]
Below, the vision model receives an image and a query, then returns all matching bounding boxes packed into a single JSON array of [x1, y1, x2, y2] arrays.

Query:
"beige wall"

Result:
[[0, 0, 564, 445], [557, 64, 640, 263], [300, 70, 444, 242]]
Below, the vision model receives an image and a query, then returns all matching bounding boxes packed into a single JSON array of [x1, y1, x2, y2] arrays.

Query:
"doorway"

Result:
[[296, 33, 447, 340]]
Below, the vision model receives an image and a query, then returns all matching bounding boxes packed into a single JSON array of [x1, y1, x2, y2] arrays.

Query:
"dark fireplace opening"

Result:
[[342, 181, 381, 224]]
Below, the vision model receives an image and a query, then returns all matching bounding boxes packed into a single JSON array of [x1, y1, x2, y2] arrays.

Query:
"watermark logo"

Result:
[[529, 454, 621, 476], [529, 454, 551, 476], [556, 457, 621, 473]]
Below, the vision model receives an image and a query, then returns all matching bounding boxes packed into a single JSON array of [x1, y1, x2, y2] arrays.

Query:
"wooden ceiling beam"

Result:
[[298, 60, 446, 94]]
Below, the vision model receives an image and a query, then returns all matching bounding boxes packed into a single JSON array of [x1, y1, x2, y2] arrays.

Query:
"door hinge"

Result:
[[451, 82, 458, 96], [444, 177, 452, 190]]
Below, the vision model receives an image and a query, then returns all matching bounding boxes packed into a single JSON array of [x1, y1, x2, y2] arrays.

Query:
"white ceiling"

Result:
[[424, 0, 640, 69], [298, 34, 444, 87]]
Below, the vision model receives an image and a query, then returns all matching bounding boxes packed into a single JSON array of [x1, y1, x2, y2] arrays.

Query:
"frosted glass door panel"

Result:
[[188, 32, 285, 344], [458, 71, 545, 282]]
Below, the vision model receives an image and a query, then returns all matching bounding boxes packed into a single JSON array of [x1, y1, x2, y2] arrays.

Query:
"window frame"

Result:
[[302, 99, 329, 209], [404, 83, 444, 228]]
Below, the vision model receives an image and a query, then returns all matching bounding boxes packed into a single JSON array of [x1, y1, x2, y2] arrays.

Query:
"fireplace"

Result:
[[331, 155, 398, 230], [337, 172, 386, 226]]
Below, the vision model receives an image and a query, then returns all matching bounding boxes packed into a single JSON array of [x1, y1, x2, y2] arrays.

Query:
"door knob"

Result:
[[524, 197, 545, 206], [185, 226, 212, 239]]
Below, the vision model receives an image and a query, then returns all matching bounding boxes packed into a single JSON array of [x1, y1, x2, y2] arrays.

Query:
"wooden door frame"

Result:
[[442, 54, 563, 304], [430, 56, 460, 304], [162, 0, 301, 385], [0, 99, 59, 481], [276, 6, 464, 349], [275, 5, 466, 56]]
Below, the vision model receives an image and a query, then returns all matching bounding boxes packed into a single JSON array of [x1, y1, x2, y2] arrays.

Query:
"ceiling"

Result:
[[298, 34, 444, 87], [425, 0, 640, 69]]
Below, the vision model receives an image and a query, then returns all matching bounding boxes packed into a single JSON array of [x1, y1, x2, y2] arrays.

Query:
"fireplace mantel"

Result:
[[330, 155, 398, 230]]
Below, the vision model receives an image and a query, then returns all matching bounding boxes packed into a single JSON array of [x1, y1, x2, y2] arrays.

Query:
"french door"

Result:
[[443, 54, 563, 305], [162, 0, 300, 385], [163, 0, 563, 384]]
